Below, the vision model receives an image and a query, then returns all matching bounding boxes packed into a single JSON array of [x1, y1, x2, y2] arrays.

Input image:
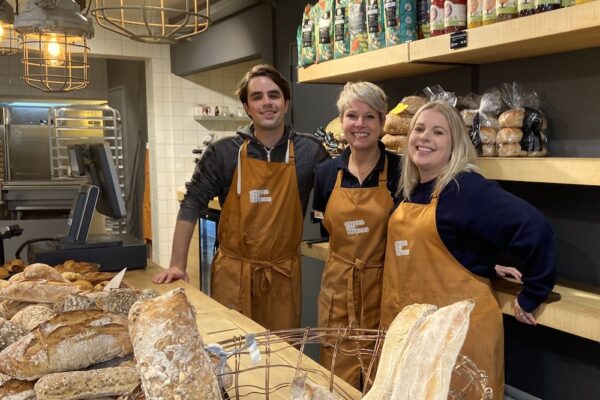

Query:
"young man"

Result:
[[153, 64, 329, 330]]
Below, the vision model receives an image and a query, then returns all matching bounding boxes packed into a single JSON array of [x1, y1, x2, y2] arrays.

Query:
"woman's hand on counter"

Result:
[[152, 266, 190, 284]]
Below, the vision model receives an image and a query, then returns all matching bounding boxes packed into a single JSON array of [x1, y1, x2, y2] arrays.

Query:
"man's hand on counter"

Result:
[[152, 266, 190, 284]]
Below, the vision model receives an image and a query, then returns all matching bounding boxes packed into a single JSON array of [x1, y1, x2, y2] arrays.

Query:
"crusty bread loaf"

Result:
[[363, 303, 437, 400], [34, 366, 140, 400], [0, 309, 132, 380], [0, 318, 27, 352], [104, 288, 139, 315], [128, 288, 221, 399], [23, 264, 67, 283], [381, 134, 406, 153], [499, 108, 525, 128], [54, 293, 98, 313], [389, 300, 474, 400], [10, 304, 56, 331], [116, 386, 145, 400], [0, 378, 35, 399], [384, 114, 412, 136], [0, 280, 82, 304], [496, 127, 523, 144], [0, 300, 31, 320], [401, 95, 427, 115]]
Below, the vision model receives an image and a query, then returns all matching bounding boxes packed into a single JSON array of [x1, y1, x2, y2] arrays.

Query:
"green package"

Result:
[[349, 0, 368, 55], [367, 0, 385, 51], [299, 4, 316, 67], [384, 0, 416, 46], [334, 0, 351, 59], [315, 0, 334, 62]]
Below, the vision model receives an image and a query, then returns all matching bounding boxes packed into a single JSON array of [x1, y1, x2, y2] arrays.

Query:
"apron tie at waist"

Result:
[[219, 247, 294, 294], [330, 250, 383, 325]]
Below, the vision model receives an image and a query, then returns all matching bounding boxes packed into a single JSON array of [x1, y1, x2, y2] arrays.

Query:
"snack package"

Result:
[[315, 0, 335, 63], [334, 0, 351, 58], [416, 0, 431, 39], [367, 0, 386, 51], [299, 4, 316, 67], [500, 82, 549, 157], [349, 0, 369, 55], [423, 84, 457, 106], [384, 0, 418, 46]]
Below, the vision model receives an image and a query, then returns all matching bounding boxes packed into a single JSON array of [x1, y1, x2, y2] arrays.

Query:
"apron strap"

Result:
[[333, 169, 343, 189], [236, 140, 249, 196], [330, 250, 383, 326], [378, 155, 388, 186]]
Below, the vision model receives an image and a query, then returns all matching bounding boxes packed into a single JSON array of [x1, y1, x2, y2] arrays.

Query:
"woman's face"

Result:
[[341, 100, 383, 152], [408, 109, 453, 182]]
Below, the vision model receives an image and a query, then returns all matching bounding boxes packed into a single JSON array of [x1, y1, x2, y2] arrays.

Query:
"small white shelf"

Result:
[[194, 115, 250, 123]]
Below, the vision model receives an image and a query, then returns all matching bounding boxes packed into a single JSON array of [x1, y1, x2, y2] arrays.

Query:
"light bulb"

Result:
[[45, 35, 64, 67], [0, 24, 5, 40]]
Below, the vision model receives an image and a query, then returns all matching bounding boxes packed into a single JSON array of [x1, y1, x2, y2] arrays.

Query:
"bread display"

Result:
[[128, 288, 222, 399], [10, 304, 56, 331], [482, 144, 497, 157], [325, 117, 344, 143], [0, 300, 31, 320], [34, 366, 140, 400], [0, 309, 132, 380], [55, 293, 98, 313], [479, 126, 497, 145], [460, 109, 478, 127], [104, 288, 139, 315], [498, 108, 525, 128]]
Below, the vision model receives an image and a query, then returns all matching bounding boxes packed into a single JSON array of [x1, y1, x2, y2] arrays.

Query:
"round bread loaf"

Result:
[[497, 142, 525, 157], [481, 144, 496, 157], [496, 128, 523, 144], [499, 108, 525, 128], [460, 109, 478, 127], [381, 134, 407, 153], [479, 127, 497, 145], [384, 114, 412, 136], [401, 95, 427, 114]]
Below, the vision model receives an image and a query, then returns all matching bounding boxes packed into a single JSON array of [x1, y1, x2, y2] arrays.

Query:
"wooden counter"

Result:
[[126, 263, 362, 399], [301, 242, 600, 343]]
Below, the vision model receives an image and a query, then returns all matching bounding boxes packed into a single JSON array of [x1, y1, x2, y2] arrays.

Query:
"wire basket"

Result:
[[211, 326, 493, 399]]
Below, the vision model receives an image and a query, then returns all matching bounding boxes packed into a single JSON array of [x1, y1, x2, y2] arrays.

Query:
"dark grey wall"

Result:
[[170, 3, 274, 76], [276, 1, 600, 398], [106, 59, 148, 240]]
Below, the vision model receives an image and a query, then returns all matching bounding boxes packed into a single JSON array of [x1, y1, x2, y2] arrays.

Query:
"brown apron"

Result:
[[380, 191, 504, 400], [211, 139, 303, 331], [319, 158, 394, 388]]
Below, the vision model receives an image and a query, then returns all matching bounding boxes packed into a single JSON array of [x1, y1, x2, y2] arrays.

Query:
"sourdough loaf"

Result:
[[34, 366, 140, 400], [0, 300, 31, 320], [0, 309, 132, 380], [128, 287, 222, 399], [0, 280, 81, 303], [0, 378, 35, 399], [0, 318, 27, 351], [10, 304, 56, 331], [23, 264, 67, 283]]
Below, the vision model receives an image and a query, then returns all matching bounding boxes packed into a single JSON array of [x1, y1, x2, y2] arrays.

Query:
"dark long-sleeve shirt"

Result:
[[407, 171, 556, 312], [178, 124, 330, 223]]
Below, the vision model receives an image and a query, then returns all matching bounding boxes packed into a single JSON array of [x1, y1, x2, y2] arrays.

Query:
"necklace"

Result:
[[348, 147, 380, 184]]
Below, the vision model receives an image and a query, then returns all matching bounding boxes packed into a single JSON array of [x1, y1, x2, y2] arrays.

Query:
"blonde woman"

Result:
[[312, 82, 401, 388], [380, 101, 555, 399]]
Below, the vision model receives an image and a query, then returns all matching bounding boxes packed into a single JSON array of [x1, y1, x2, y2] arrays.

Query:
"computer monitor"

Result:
[[61, 142, 126, 248]]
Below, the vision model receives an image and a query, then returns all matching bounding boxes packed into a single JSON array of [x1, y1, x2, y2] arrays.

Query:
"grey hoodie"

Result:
[[178, 124, 330, 223]]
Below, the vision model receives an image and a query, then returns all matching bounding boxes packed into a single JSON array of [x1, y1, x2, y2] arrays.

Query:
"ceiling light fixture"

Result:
[[14, 0, 94, 92], [91, 0, 210, 44], [0, 0, 18, 55]]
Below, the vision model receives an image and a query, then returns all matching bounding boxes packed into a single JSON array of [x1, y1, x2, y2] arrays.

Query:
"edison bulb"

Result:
[[45, 35, 64, 67]]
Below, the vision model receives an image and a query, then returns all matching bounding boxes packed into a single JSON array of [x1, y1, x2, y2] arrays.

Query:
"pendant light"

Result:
[[0, 0, 18, 55], [14, 0, 94, 92], [91, 0, 210, 44]]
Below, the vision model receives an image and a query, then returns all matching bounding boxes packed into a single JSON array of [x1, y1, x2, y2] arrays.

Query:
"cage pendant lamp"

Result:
[[0, 1, 18, 55], [14, 0, 94, 92], [91, 0, 210, 44]]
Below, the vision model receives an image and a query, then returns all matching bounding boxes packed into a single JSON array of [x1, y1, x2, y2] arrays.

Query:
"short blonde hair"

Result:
[[336, 81, 388, 122], [399, 101, 480, 200]]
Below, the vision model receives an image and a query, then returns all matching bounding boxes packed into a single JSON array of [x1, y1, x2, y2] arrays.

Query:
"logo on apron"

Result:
[[344, 219, 370, 235], [394, 240, 409, 256], [249, 189, 272, 203]]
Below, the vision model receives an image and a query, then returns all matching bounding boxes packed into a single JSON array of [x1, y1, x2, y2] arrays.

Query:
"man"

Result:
[[153, 64, 329, 330]]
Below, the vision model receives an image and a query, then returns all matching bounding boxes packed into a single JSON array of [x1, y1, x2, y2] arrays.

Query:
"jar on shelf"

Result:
[[496, 0, 518, 21], [444, 0, 467, 33], [467, 0, 483, 28], [482, 0, 497, 25], [430, 0, 446, 36], [518, 0, 535, 16]]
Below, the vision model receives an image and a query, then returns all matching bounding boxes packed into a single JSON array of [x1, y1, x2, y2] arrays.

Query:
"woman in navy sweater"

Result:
[[381, 101, 555, 399]]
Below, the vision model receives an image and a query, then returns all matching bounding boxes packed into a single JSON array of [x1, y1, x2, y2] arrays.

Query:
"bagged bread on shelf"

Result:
[[128, 288, 221, 399], [384, 113, 412, 136], [482, 144, 497, 157], [0, 309, 132, 380], [467, 87, 503, 156], [34, 366, 140, 400], [496, 127, 524, 144], [498, 108, 525, 128], [497, 142, 526, 157]]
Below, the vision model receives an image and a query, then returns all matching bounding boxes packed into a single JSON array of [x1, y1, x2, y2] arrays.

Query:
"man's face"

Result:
[[244, 76, 289, 132]]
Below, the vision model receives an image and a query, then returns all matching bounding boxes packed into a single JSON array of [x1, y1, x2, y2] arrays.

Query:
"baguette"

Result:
[[0, 309, 132, 380], [34, 366, 140, 400], [128, 288, 222, 399], [0, 280, 81, 303]]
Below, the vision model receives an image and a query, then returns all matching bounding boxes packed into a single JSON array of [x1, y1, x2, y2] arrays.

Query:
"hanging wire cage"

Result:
[[0, 0, 18, 55], [14, 0, 94, 92], [210, 326, 494, 399], [90, 0, 211, 44]]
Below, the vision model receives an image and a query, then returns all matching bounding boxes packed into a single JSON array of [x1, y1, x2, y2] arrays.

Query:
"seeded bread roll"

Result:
[[0, 309, 132, 380], [10, 304, 56, 331], [498, 108, 525, 128], [55, 293, 98, 313], [128, 288, 221, 399], [23, 264, 67, 283], [34, 366, 140, 400], [384, 114, 412, 136], [104, 288, 139, 315], [496, 127, 523, 144]]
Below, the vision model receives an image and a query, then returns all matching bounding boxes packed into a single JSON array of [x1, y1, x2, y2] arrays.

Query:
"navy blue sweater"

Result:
[[406, 171, 556, 312]]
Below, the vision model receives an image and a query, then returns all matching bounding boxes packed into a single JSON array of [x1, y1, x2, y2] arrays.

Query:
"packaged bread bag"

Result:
[[500, 82, 549, 157], [334, 0, 351, 58], [464, 88, 502, 157], [316, 0, 335, 62]]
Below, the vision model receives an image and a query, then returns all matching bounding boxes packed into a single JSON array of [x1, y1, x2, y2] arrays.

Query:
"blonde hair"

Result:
[[399, 101, 480, 200], [336, 81, 388, 122]]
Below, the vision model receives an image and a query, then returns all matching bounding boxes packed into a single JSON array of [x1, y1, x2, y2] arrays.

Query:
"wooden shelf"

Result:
[[301, 242, 600, 342], [297, 2, 600, 83], [297, 43, 452, 84], [476, 157, 600, 186]]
